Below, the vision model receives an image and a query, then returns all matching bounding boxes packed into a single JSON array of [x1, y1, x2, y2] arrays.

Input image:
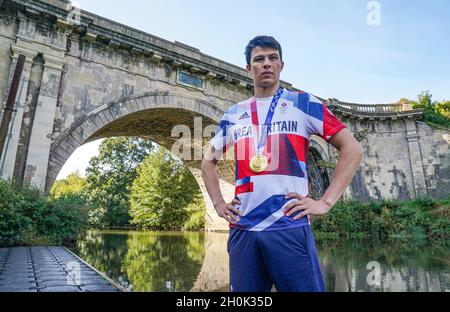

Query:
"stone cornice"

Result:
[[43, 53, 66, 70], [10, 44, 37, 61]]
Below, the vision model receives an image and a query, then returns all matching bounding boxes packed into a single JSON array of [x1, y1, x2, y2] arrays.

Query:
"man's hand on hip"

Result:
[[214, 198, 242, 224], [283, 192, 332, 220]]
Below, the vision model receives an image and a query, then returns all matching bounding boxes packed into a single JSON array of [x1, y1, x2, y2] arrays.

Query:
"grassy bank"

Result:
[[312, 196, 450, 239]]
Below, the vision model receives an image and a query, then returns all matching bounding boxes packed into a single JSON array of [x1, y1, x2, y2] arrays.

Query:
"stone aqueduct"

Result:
[[0, 0, 449, 233]]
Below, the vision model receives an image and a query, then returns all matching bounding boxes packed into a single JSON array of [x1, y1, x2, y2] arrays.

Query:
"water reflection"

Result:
[[73, 231, 204, 291], [316, 238, 449, 292], [72, 230, 449, 292]]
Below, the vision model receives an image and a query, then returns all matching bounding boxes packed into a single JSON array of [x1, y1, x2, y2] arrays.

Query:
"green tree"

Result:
[[130, 148, 201, 230], [182, 195, 205, 231], [84, 137, 154, 227], [435, 100, 450, 119], [411, 91, 450, 128], [50, 171, 86, 198]]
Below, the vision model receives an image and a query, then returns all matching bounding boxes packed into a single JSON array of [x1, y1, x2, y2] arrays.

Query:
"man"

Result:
[[201, 35, 363, 292]]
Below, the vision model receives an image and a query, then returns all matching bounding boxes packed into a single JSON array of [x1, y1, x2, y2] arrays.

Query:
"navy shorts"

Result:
[[227, 225, 325, 292]]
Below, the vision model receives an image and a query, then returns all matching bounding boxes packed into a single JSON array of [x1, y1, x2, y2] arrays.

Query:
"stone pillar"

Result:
[[0, 45, 36, 181], [23, 54, 66, 190], [405, 118, 427, 197]]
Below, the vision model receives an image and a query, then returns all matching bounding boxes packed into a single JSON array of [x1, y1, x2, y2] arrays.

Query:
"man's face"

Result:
[[246, 46, 284, 89]]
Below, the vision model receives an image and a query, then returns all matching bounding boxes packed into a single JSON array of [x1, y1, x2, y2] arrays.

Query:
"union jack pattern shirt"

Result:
[[211, 89, 346, 231]]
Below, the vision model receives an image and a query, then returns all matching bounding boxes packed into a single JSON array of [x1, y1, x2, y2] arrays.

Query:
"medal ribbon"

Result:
[[250, 88, 284, 156]]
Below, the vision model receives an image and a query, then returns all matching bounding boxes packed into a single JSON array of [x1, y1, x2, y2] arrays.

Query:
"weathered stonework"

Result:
[[0, 0, 449, 232], [0, 45, 37, 180], [416, 122, 450, 198], [13, 53, 44, 185]]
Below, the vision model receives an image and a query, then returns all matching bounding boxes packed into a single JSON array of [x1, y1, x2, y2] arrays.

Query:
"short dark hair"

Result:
[[245, 35, 283, 65]]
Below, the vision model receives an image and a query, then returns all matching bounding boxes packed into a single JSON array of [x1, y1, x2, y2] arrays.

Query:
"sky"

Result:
[[57, 0, 450, 179]]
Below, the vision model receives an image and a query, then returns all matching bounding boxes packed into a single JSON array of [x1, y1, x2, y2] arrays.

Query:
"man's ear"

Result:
[[280, 61, 285, 72], [246, 64, 252, 76]]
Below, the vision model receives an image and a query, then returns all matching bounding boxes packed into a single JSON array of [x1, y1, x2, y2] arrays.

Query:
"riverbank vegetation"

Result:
[[1, 134, 449, 247], [2, 173, 448, 247], [313, 196, 450, 239], [0, 180, 88, 247]]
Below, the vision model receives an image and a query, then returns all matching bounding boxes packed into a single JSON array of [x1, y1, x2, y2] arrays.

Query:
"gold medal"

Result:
[[248, 88, 283, 174], [249, 154, 268, 173]]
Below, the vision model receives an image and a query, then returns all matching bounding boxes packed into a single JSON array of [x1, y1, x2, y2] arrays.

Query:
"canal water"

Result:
[[70, 230, 449, 292]]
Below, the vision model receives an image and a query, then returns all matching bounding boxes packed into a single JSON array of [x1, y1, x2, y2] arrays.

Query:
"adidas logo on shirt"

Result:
[[239, 112, 250, 120]]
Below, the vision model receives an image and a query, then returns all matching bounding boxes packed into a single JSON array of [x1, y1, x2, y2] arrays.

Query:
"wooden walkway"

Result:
[[0, 246, 123, 292]]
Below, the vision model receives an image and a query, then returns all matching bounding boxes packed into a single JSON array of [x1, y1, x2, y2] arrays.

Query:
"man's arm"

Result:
[[201, 144, 241, 224], [284, 128, 363, 219], [321, 128, 364, 207]]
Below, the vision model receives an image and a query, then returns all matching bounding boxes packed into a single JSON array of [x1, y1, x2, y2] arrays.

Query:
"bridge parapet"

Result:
[[326, 98, 423, 119]]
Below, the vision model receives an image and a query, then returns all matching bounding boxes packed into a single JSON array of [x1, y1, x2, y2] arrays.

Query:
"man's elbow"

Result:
[[340, 139, 363, 163]]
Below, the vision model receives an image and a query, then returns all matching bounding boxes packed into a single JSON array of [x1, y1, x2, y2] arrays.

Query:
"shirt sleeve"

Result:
[[306, 94, 346, 142], [210, 110, 235, 153]]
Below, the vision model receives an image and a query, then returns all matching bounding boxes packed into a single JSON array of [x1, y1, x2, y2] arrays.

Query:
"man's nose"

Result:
[[263, 58, 271, 68]]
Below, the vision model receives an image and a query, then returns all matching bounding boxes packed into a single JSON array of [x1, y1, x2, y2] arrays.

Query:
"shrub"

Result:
[[0, 180, 88, 247], [312, 196, 449, 239]]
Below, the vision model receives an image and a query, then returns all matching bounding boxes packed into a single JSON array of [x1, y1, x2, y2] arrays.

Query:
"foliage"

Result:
[[353, 128, 370, 142], [50, 171, 86, 199], [0, 180, 88, 247], [84, 137, 154, 227], [316, 159, 336, 170], [0, 181, 32, 246], [410, 91, 450, 128], [312, 196, 450, 239], [182, 195, 205, 231], [48, 136, 205, 231], [129, 148, 202, 230]]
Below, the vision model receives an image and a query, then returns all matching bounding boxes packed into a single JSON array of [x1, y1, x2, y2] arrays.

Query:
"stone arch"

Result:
[[47, 91, 236, 231], [308, 139, 331, 199]]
